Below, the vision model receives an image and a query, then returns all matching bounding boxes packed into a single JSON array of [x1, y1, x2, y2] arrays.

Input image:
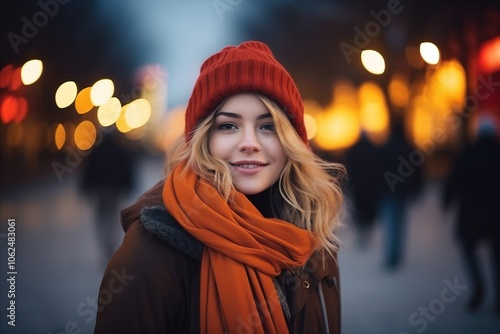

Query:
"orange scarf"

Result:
[[162, 163, 316, 333]]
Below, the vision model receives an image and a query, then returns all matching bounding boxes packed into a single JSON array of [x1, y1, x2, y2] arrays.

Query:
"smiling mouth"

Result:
[[230, 163, 267, 169]]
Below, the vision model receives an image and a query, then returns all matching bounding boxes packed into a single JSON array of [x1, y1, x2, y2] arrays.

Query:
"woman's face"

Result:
[[208, 93, 287, 195]]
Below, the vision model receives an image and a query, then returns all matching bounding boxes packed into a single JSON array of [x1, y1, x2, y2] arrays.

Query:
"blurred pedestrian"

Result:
[[443, 116, 500, 313], [80, 132, 136, 264], [94, 41, 345, 333], [345, 130, 383, 247], [379, 120, 423, 270]]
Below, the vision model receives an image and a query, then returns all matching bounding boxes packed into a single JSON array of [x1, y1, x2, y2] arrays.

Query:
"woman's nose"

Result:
[[237, 129, 261, 152]]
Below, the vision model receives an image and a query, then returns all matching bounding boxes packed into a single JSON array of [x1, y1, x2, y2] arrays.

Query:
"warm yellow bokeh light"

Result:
[[332, 81, 358, 109], [406, 59, 465, 148], [304, 113, 317, 140], [54, 123, 66, 150], [315, 107, 359, 150], [74, 120, 96, 151], [358, 81, 385, 104], [431, 59, 466, 110], [388, 75, 410, 109], [361, 50, 385, 75], [161, 106, 186, 149], [21, 59, 43, 85], [124, 98, 152, 129], [90, 79, 114, 106], [420, 42, 440, 65], [358, 82, 389, 133], [116, 105, 132, 133], [55, 81, 78, 108], [409, 102, 434, 149], [97, 97, 122, 127], [75, 87, 94, 114], [314, 81, 360, 150]]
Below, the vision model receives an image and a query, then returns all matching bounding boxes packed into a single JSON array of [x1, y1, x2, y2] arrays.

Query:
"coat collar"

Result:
[[141, 206, 203, 260], [140, 205, 338, 285]]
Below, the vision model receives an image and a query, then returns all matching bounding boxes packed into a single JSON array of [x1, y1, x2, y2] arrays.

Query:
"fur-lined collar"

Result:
[[141, 206, 203, 260]]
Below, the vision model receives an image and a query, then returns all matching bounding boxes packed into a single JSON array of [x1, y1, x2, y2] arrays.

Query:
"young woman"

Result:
[[94, 41, 345, 334]]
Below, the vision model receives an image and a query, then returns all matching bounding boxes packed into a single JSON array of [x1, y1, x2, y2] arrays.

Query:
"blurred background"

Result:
[[1, 0, 499, 333]]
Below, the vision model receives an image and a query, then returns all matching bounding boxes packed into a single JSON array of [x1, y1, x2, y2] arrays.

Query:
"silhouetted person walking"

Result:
[[345, 131, 383, 247], [80, 132, 136, 264], [379, 121, 423, 270], [443, 117, 500, 313]]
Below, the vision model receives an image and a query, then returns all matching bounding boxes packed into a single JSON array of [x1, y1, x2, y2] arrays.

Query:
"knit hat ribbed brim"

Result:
[[185, 41, 307, 143]]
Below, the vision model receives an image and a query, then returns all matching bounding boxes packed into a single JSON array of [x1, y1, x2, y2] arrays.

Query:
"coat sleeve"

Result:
[[93, 220, 198, 334]]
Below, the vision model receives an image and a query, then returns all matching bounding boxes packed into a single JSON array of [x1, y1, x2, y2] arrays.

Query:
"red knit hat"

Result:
[[185, 41, 307, 143]]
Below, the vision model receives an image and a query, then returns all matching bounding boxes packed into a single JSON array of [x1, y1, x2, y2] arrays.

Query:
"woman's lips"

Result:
[[230, 162, 267, 175]]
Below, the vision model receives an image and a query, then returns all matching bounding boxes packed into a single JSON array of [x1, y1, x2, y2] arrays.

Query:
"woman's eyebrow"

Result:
[[215, 112, 272, 120]]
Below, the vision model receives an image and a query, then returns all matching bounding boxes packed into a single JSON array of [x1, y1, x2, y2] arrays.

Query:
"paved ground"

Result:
[[1, 156, 498, 334]]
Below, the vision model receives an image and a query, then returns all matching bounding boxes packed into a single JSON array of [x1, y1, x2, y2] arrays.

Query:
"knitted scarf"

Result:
[[162, 163, 316, 333]]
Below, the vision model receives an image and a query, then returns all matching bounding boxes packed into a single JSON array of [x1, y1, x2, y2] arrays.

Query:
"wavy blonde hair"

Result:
[[164, 94, 345, 260]]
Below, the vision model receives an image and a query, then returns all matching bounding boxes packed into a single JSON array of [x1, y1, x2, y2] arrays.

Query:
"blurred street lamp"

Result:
[[361, 50, 385, 75], [420, 42, 440, 65]]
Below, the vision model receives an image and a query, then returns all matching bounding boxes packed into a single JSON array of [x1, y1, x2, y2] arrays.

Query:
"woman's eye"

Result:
[[261, 123, 275, 131], [217, 123, 237, 130]]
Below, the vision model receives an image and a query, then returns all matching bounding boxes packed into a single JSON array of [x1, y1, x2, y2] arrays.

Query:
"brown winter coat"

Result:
[[94, 180, 341, 334]]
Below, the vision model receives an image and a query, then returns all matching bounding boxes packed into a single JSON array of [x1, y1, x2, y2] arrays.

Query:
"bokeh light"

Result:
[[314, 81, 359, 150], [315, 108, 359, 150], [431, 59, 466, 110], [55, 81, 78, 109], [116, 105, 132, 133], [13, 96, 28, 123], [9, 67, 22, 91], [21, 59, 43, 85], [75, 87, 94, 114], [1, 95, 19, 123], [54, 123, 66, 150], [0, 95, 27, 124], [74, 120, 97, 151], [358, 81, 389, 144], [361, 50, 385, 75], [304, 113, 318, 140], [0, 65, 14, 88], [124, 98, 151, 129], [90, 79, 114, 106], [420, 42, 440, 65], [478, 36, 500, 74], [160, 106, 186, 148], [97, 97, 122, 127], [388, 74, 410, 109]]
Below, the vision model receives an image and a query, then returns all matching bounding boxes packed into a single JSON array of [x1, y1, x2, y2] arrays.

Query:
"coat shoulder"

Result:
[[95, 213, 201, 333]]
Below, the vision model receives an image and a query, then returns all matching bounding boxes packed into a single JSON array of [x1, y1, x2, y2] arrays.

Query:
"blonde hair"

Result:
[[164, 94, 345, 260]]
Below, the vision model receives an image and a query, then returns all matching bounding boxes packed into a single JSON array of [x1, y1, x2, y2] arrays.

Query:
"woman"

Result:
[[94, 41, 345, 334]]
